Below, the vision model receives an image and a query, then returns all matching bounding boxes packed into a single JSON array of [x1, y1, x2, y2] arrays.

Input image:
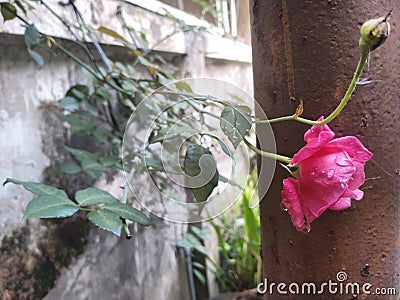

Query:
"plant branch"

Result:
[[243, 137, 292, 164], [257, 46, 370, 126]]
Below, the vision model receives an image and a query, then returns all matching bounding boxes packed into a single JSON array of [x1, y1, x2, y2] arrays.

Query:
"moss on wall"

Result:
[[0, 216, 90, 300]]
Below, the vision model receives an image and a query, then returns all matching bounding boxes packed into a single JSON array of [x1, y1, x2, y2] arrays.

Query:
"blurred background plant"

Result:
[[176, 167, 261, 293]]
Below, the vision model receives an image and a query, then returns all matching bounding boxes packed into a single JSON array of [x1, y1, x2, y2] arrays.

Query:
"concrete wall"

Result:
[[0, 1, 252, 299]]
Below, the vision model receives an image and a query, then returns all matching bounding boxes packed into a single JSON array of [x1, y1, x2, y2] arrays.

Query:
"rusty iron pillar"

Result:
[[251, 1, 400, 299]]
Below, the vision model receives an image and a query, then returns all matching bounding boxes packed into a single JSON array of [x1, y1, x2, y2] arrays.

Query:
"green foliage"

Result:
[[75, 187, 118, 206], [3, 179, 78, 219], [24, 195, 79, 219], [24, 24, 44, 66], [211, 169, 261, 292], [3, 179, 150, 237], [220, 105, 252, 148], [3, 178, 68, 197], [2, 1, 257, 237], [57, 162, 82, 174], [183, 145, 219, 204], [87, 210, 122, 236], [174, 169, 260, 292], [101, 202, 150, 226], [63, 146, 122, 179], [0, 2, 17, 21], [174, 227, 212, 284]]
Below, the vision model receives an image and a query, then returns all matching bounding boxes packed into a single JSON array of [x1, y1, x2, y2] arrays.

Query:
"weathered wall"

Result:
[[0, 1, 253, 299], [0, 38, 92, 299]]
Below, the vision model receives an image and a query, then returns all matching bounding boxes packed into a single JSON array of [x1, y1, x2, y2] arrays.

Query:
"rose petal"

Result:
[[326, 136, 373, 163], [304, 117, 335, 143], [297, 183, 347, 217], [282, 178, 310, 231], [291, 118, 335, 164], [342, 188, 364, 201], [292, 131, 336, 164], [353, 189, 364, 200], [297, 148, 354, 217], [347, 161, 366, 191], [329, 198, 352, 210]]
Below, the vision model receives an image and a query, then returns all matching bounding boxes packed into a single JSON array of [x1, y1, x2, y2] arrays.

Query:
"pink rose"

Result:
[[281, 117, 373, 232]]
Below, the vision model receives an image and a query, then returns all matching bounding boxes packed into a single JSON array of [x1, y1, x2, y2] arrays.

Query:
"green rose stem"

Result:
[[120, 168, 136, 239], [257, 48, 368, 126], [245, 13, 390, 164], [243, 137, 292, 164], [257, 13, 390, 126]]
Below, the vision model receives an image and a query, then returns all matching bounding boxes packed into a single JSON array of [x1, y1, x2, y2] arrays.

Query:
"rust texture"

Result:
[[251, 1, 400, 299]]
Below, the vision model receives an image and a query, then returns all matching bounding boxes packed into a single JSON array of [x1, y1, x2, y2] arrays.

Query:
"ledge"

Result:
[[0, 0, 251, 64]]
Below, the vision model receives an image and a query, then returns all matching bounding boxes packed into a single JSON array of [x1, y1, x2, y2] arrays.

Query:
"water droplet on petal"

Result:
[[335, 155, 353, 167], [301, 221, 311, 233], [280, 202, 288, 212], [327, 169, 335, 178]]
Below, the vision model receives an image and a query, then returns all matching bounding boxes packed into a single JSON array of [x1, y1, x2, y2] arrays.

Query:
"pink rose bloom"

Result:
[[281, 117, 373, 231]]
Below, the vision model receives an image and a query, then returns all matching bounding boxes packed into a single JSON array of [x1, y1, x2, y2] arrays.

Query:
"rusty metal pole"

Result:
[[251, 1, 400, 299]]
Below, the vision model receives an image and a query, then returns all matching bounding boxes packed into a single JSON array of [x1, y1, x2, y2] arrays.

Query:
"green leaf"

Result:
[[14, 0, 27, 15], [93, 86, 109, 102], [218, 175, 243, 189], [59, 96, 79, 111], [65, 146, 97, 161], [66, 85, 89, 101], [75, 187, 118, 206], [192, 261, 205, 270], [24, 24, 40, 48], [84, 102, 99, 117], [3, 178, 67, 197], [1, 3, 17, 21], [191, 226, 209, 240], [183, 145, 219, 203], [103, 202, 150, 226], [58, 161, 82, 174], [144, 157, 164, 171], [186, 233, 202, 246], [216, 138, 232, 157], [99, 156, 122, 168], [148, 124, 198, 144], [81, 158, 107, 178], [24, 195, 79, 219], [87, 209, 122, 236], [202, 133, 232, 157], [190, 243, 208, 257], [193, 269, 207, 285], [27, 48, 44, 67], [64, 147, 110, 178], [220, 105, 252, 148], [137, 56, 159, 69], [98, 26, 127, 42], [59, 114, 95, 134], [175, 81, 193, 93]]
